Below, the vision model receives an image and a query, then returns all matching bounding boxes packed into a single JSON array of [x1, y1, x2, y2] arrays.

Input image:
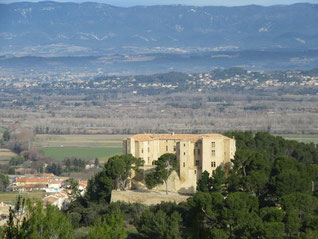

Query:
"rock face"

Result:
[[153, 171, 181, 193], [136, 171, 196, 195], [132, 180, 148, 192], [1, 2, 318, 55]]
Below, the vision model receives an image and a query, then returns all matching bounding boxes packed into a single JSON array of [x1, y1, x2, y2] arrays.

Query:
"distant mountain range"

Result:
[[0, 1, 318, 57]]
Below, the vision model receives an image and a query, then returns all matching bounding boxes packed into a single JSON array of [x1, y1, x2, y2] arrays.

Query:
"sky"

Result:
[[2, 0, 318, 6]]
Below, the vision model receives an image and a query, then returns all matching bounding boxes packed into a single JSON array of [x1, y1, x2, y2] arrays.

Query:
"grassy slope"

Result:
[[0, 191, 51, 204]]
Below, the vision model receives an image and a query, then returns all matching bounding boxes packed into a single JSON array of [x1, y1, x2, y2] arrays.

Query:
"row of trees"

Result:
[[0, 125, 34, 154], [46, 157, 98, 176]]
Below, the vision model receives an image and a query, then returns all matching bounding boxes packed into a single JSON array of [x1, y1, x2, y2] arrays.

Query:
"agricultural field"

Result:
[[35, 134, 127, 162], [0, 191, 51, 204], [0, 148, 17, 165], [279, 134, 318, 144], [38, 146, 122, 161]]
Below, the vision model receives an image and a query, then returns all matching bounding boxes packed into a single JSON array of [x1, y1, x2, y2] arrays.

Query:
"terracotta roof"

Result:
[[25, 184, 47, 188], [43, 195, 59, 204], [79, 180, 88, 188], [16, 176, 68, 184], [129, 133, 229, 142], [43, 190, 70, 205], [17, 177, 50, 183], [57, 190, 69, 198]]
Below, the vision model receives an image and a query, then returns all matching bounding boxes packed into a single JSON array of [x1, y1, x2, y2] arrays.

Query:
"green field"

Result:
[[37, 146, 122, 161], [0, 191, 51, 204], [278, 134, 318, 144], [34, 134, 127, 162]]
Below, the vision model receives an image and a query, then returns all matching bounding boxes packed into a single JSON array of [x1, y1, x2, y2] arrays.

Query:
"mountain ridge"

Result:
[[0, 1, 317, 57]]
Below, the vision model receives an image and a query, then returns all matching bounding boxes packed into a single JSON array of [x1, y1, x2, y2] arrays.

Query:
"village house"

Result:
[[43, 190, 70, 210], [43, 180, 88, 209], [78, 180, 88, 195], [12, 175, 69, 192]]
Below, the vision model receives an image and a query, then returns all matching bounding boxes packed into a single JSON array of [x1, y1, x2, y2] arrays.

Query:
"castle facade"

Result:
[[123, 133, 236, 193]]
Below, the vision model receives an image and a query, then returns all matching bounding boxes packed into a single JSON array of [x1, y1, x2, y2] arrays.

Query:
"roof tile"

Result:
[[130, 133, 228, 142]]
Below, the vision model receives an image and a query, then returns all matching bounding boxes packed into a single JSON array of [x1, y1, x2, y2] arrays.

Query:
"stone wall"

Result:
[[111, 190, 189, 206]]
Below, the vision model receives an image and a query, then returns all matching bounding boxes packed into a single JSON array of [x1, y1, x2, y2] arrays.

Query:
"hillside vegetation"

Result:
[[3, 132, 318, 238]]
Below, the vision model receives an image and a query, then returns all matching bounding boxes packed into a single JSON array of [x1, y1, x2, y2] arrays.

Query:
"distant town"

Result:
[[1, 68, 317, 95], [0, 68, 317, 135]]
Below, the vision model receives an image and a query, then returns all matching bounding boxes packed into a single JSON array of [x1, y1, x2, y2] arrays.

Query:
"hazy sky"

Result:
[[2, 0, 318, 6]]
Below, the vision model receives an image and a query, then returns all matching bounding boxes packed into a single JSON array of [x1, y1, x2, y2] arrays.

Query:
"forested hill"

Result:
[[72, 132, 318, 238], [3, 132, 318, 238], [0, 2, 318, 56]]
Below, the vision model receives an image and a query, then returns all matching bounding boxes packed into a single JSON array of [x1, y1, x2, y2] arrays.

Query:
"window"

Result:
[[194, 149, 196, 154], [195, 143, 198, 147], [184, 143, 186, 147], [195, 160, 199, 166], [141, 149, 143, 153], [211, 142, 215, 148], [166, 146, 168, 151], [211, 150, 215, 156], [166, 140, 168, 142], [183, 162, 185, 167], [198, 149, 201, 155], [147, 157, 150, 163], [148, 147, 149, 152], [174, 146, 176, 151], [194, 170, 197, 174], [183, 152, 186, 156], [211, 162, 216, 167]]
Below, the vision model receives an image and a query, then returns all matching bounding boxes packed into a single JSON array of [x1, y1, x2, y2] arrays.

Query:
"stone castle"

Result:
[[123, 133, 236, 193]]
